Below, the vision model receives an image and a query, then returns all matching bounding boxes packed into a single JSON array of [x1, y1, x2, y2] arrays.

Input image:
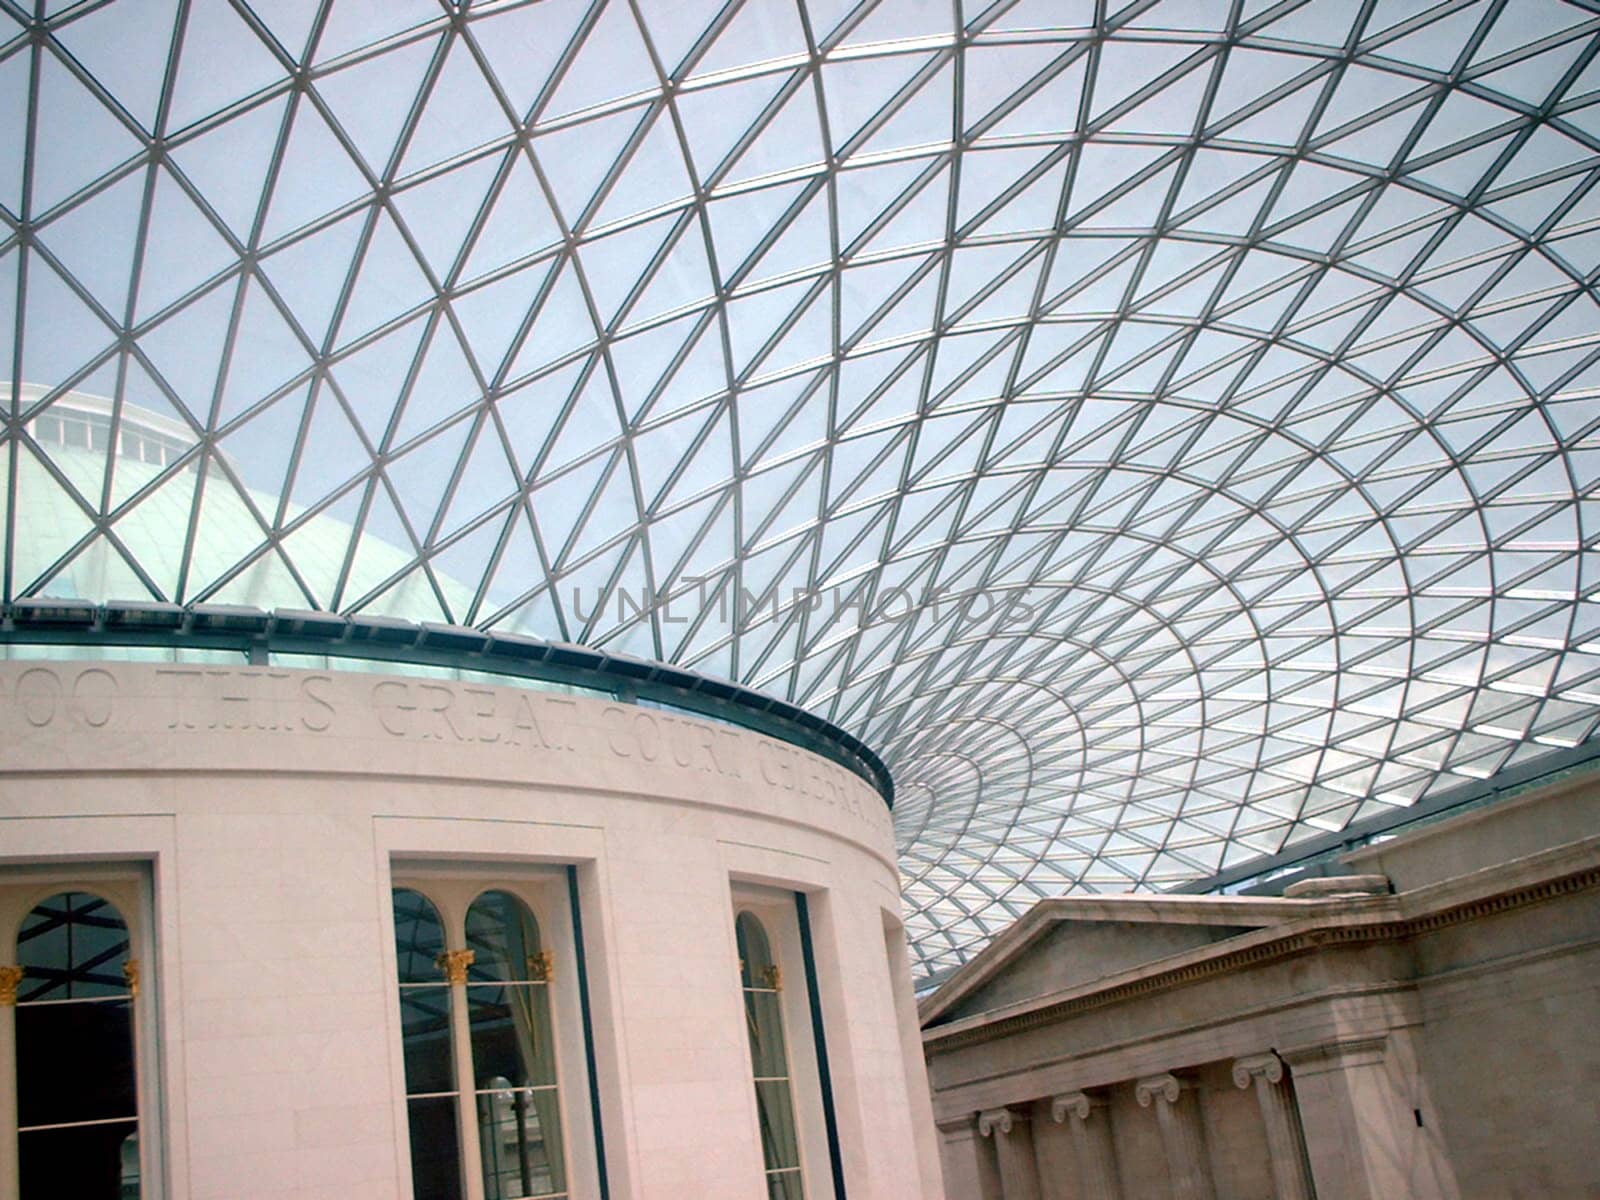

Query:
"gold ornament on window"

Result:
[[528, 950, 554, 982], [762, 964, 782, 992], [435, 948, 476, 985], [123, 958, 141, 999], [0, 965, 22, 1007]]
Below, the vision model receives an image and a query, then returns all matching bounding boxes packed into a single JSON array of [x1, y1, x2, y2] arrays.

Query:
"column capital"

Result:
[[1232, 1052, 1285, 1089], [0, 965, 21, 1006], [977, 1106, 1028, 1137], [1136, 1073, 1188, 1108], [1052, 1090, 1107, 1122], [434, 947, 475, 985]]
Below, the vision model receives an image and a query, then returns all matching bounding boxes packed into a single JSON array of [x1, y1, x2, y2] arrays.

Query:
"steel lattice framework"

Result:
[[5, 0, 1600, 977]]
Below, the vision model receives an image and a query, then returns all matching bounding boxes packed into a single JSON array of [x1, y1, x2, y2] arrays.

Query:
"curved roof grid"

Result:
[[4, 0, 1600, 977]]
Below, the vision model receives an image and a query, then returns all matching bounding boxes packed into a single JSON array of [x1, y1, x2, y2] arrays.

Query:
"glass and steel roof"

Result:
[[5, 0, 1600, 979]]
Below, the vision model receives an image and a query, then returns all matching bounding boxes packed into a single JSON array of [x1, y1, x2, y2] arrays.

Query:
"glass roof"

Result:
[[5, 0, 1600, 979]]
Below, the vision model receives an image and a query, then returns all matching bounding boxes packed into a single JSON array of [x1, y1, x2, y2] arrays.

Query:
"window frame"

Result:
[[729, 886, 838, 1200], [389, 866, 599, 1200], [0, 865, 161, 1200]]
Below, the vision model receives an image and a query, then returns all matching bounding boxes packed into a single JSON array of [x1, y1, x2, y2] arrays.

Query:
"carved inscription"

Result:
[[757, 738, 872, 825], [160, 669, 335, 732], [599, 705, 742, 778], [371, 681, 576, 750], [12, 666, 118, 729], [0, 666, 890, 839]]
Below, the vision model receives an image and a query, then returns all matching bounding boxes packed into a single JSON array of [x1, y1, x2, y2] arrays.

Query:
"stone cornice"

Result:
[[923, 855, 1600, 1051]]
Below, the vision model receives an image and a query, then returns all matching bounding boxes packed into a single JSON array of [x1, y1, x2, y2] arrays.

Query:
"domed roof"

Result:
[[5, 0, 1600, 977]]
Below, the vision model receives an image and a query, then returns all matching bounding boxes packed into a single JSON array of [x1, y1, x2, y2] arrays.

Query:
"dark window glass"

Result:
[[408, 1096, 465, 1200], [737, 912, 804, 1198], [400, 984, 456, 1096], [19, 1120, 139, 1199], [465, 889, 541, 984], [394, 889, 463, 1200], [394, 887, 449, 984], [16, 998, 136, 1127], [18, 891, 130, 1000], [15, 892, 139, 1200], [466, 893, 566, 1199]]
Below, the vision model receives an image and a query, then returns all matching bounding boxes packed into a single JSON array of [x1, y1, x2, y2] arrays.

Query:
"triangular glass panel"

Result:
[[21, 253, 115, 386], [541, 0, 657, 120], [168, 0, 287, 131], [30, 49, 144, 214], [535, 106, 647, 228], [286, 385, 371, 514], [38, 169, 145, 320], [313, 32, 440, 177], [261, 208, 368, 352], [394, 150, 511, 281], [335, 208, 435, 343], [452, 260, 558, 381], [676, 70, 791, 184], [261, 100, 372, 242], [980, 53, 1087, 141], [472, 0, 593, 119], [718, 81, 825, 190], [168, 93, 289, 240], [401, 35, 510, 175], [315, 1, 439, 65], [134, 167, 239, 321], [52, 0, 178, 132]]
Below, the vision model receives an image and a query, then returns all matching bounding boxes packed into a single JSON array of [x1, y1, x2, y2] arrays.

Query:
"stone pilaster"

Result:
[[1052, 1091, 1122, 1200], [979, 1105, 1043, 1200], [1136, 1074, 1216, 1200], [1233, 1053, 1314, 1200], [937, 1114, 1003, 1200], [1281, 1035, 1457, 1200]]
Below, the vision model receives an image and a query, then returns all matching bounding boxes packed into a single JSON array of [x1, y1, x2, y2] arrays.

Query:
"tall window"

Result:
[[392, 886, 571, 1200], [467, 891, 564, 1200], [10, 891, 141, 1199], [394, 889, 462, 1200], [736, 912, 804, 1200]]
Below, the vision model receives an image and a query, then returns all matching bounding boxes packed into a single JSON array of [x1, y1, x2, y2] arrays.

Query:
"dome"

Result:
[[4, 0, 1600, 977]]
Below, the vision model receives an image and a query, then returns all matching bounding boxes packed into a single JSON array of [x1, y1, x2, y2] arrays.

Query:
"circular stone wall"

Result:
[[0, 661, 942, 1200]]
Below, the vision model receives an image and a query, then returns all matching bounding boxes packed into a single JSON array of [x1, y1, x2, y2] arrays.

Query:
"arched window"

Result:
[[393, 886, 572, 1200], [736, 912, 804, 1200], [13, 891, 140, 1198], [393, 888, 462, 1200], [466, 891, 565, 1200]]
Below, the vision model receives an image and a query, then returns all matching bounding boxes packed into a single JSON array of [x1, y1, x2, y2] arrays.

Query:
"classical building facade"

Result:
[[921, 771, 1600, 1200], [0, 625, 944, 1200]]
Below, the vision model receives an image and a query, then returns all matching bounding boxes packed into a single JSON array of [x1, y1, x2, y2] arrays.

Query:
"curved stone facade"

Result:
[[0, 661, 943, 1200]]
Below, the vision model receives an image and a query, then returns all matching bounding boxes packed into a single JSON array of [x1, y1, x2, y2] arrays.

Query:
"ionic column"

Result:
[[1051, 1091, 1122, 1200], [1136, 1074, 1216, 1200], [1232, 1053, 1314, 1200], [0, 965, 22, 1200], [978, 1106, 1043, 1200]]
